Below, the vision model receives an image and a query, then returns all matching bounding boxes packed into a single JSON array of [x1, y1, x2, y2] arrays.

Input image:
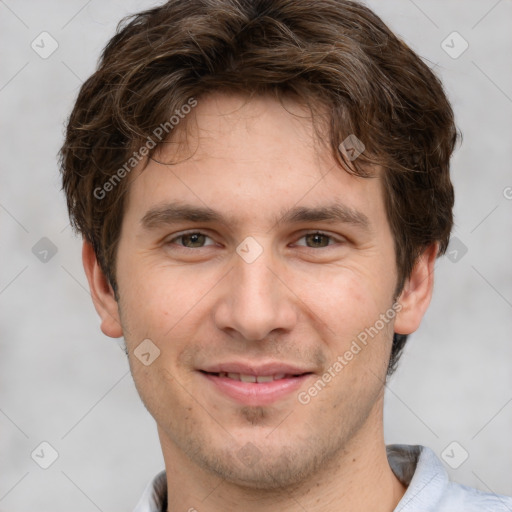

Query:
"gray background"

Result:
[[1, 0, 511, 510]]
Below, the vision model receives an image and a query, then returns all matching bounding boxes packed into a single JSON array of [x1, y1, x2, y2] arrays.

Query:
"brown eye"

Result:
[[302, 232, 332, 248], [169, 232, 214, 248], [181, 233, 206, 248]]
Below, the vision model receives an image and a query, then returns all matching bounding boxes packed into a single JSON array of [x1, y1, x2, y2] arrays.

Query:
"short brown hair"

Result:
[[60, 0, 458, 373]]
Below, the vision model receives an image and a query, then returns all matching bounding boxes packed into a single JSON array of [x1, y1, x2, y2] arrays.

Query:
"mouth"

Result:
[[198, 368, 314, 405], [201, 371, 306, 382]]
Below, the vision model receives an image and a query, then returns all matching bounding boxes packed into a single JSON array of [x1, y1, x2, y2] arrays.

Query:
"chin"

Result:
[[187, 437, 340, 491]]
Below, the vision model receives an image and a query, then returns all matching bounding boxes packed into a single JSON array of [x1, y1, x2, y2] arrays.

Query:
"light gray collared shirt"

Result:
[[134, 444, 512, 511]]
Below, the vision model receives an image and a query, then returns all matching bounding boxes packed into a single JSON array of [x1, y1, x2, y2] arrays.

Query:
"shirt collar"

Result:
[[387, 444, 448, 511], [133, 469, 167, 512]]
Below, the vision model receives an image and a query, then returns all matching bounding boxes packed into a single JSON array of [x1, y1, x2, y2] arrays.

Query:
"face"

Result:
[[99, 92, 410, 488]]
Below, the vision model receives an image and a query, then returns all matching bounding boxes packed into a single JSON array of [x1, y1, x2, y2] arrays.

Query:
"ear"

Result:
[[82, 240, 123, 338], [394, 243, 437, 335]]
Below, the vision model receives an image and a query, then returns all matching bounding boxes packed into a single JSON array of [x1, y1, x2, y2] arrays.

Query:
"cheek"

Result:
[[117, 255, 203, 334], [293, 261, 397, 383], [297, 263, 395, 334]]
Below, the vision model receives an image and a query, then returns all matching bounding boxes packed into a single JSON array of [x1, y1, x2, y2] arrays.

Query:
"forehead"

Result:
[[122, 92, 386, 230], [161, 91, 333, 168]]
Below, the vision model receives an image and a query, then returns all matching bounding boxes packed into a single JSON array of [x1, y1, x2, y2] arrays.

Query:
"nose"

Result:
[[212, 243, 298, 342]]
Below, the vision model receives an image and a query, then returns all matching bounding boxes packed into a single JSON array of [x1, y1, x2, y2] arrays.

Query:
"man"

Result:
[[59, 0, 512, 510]]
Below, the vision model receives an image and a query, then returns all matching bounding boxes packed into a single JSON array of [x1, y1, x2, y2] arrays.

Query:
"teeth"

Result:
[[217, 372, 292, 382], [256, 375, 273, 383]]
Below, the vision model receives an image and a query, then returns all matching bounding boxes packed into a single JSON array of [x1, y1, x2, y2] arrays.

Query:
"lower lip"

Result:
[[200, 372, 312, 406]]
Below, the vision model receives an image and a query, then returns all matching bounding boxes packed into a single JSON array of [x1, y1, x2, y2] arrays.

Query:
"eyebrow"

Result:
[[140, 202, 370, 232], [277, 204, 370, 230]]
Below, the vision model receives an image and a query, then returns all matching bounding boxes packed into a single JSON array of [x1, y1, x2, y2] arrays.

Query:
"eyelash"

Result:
[[166, 231, 343, 250]]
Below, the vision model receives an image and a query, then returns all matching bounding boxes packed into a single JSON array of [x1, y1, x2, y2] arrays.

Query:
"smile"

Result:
[[199, 370, 313, 406], [211, 372, 297, 382]]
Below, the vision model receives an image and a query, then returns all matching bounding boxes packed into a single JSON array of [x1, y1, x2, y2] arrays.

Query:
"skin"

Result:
[[83, 92, 436, 511]]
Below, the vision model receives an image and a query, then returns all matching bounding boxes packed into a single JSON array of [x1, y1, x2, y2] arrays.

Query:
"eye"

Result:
[[295, 232, 341, 248], [167, 232, 216, 249]]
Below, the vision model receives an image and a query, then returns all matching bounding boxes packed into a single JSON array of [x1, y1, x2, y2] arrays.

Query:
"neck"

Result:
[[159, 402, 406, 512]]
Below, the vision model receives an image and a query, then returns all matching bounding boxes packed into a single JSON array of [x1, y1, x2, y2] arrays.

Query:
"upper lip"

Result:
[[199, 361, 314, 376]]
